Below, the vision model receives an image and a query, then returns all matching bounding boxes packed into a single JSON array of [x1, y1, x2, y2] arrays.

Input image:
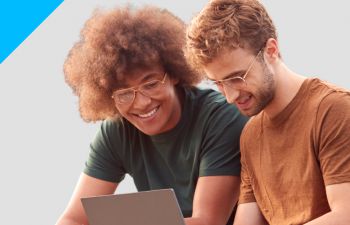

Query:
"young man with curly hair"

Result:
[[186, 0, 350, 224], [55, 5, 247, 225]]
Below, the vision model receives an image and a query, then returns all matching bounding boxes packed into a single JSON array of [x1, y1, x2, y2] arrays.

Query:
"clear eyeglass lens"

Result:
[[114, 73, 166, 104], [225, 77, 245, 88], [116, 80, 162, 103], [141, 80, 161, 91], [117, 91, 134, 103]]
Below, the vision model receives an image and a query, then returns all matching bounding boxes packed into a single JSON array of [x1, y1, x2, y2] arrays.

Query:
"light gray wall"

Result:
[[0, 1, 349, 224]]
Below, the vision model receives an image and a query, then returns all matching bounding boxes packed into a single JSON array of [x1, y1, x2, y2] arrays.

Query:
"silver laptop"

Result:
[[81, 188, 186, 225]]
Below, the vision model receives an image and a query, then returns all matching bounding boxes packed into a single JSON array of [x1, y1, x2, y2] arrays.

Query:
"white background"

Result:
[[0, 1, 349, 224]]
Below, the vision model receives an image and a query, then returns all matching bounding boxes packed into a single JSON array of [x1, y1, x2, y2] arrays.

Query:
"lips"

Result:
[[236, 95, 251, 104], [236, 94, 252, 110]]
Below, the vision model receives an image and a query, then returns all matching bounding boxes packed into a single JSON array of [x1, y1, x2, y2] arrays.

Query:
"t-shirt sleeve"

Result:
[[84, 120, 126, 183], [316, 91, 350, 186], [238, 126, 256, 204], [198, 100, 248, 177]]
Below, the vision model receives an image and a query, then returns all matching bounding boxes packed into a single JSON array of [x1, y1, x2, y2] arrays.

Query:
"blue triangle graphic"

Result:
[[0, 0, 64, 64]]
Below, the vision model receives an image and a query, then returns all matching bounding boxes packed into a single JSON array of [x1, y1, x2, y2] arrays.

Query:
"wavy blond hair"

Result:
[[186, 0, 277, 73]]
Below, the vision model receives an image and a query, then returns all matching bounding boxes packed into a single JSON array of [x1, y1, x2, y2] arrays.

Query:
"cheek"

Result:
[[217, 85, 226, 96], [115, 104, 130, 117], [161, 88, 180, 111], [161, 85, 178, 100], [160, 94, 175, 110]]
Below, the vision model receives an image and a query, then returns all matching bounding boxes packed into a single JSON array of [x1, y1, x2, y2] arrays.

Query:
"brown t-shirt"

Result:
[[239, 78, 350, 225]]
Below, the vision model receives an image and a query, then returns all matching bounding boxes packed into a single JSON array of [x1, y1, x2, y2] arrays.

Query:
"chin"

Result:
[[137, 125, 164, 136], [240, 106, 262, 117]]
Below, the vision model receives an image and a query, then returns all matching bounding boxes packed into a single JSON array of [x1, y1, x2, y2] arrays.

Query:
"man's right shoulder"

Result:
[[241, 114, 262, 139]]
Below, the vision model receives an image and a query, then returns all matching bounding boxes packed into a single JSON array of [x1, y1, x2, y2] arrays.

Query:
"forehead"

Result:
[[204, 47, 254, 80], [117, 65, 164, 88]]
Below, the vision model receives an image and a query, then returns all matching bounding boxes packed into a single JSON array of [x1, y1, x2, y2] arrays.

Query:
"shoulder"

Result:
[[184, 86, 248, 135], [100, 118, 124, 134], [308, 78, 349, 101], [185, 86, 224, 104], [90, 118, 143, 163], [98, 118, 140, 142], [239, 113, 263, 150], [186, 87, 242, 118], [308, 79, 350, 115]]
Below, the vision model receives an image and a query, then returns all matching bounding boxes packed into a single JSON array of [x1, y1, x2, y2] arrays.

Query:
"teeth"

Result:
[[138, 107, 158, 118]]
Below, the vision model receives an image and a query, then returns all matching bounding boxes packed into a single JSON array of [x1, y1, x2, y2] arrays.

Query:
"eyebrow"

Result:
[[117, 72, 162, 89], [139, 72, 161, 83], [208, 70, 245, 81]]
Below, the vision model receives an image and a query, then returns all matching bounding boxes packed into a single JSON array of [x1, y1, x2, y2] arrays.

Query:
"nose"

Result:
[[132, 91, 152, 109], [223, 86, 240, 104]]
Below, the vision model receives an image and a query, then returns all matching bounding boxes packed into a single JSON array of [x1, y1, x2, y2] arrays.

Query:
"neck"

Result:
[[263, 61, 307, 119]]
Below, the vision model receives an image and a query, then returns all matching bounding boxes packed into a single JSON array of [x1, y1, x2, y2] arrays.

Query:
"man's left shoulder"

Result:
[[317, 82, 350, 111], [194, 87, 238, 111], [314, 79, 350, 99], [188, 87, 248, 125], [307, 79, 350, 113]]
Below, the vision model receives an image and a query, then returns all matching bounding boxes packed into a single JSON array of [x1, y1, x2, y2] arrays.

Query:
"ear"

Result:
[[170, 76, 180, 85], [264, 38, 280, 63]]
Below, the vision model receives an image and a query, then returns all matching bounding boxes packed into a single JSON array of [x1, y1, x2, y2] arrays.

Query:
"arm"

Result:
[[185, 175, 240, 225], [183, 92, 247, 225], [233, 125, 267, 225], [55, 173, 118, 225], [305, 93, 350, 224], [304, 183, 350, 225], [233, 202, 268, 225]]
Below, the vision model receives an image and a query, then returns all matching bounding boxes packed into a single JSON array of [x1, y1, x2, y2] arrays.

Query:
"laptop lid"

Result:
[[81, 188, 186, 225]]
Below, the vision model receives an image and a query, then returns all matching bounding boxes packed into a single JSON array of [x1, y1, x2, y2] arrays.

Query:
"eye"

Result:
[[235, 71, 246, 78], [116, 90, 134, 99], [224, 75, 245, 87], [228, 78, 242, 84], [142, 80, 160, 90]]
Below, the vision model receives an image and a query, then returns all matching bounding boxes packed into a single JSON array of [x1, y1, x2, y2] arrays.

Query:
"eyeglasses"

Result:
[[112, 72, 167, 104], [210, 50, 262, 92]]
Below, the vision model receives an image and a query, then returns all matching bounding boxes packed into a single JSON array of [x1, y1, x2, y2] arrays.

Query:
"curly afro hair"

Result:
[[64, 5, 202, 122]]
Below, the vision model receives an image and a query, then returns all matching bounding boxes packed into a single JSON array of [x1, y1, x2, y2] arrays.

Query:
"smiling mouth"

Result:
[[136, 106, 159, 118], [236, 94, 252, 105]]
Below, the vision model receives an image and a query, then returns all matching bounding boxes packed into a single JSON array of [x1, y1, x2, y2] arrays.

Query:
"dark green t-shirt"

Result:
[[84, 87, 247, 219]]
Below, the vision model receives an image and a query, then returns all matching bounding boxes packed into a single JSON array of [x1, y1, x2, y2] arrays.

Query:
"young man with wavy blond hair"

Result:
[[186, 0, 350, 224]]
